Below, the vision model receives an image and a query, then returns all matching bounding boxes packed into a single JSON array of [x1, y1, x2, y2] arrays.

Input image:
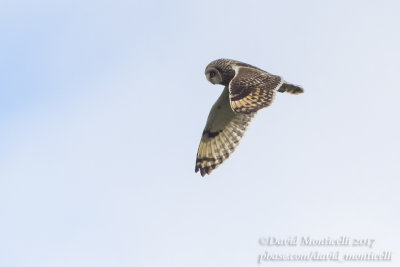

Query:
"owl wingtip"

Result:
[[278, 83, 304, 94], [195, 165, 211, 177]]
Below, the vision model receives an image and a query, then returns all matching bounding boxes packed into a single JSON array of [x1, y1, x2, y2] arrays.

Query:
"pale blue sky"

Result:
[[1, 1, 399, 266]]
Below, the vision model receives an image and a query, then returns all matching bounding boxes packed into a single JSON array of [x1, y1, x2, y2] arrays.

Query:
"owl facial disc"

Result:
[[205, 67, 223, 85]]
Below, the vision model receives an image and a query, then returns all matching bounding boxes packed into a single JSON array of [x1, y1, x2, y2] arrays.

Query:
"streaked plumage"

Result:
[[195, 59, 303, 177]]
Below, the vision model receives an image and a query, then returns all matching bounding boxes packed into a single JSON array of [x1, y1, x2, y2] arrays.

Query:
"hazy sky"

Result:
[[1, 1, 399, 266]]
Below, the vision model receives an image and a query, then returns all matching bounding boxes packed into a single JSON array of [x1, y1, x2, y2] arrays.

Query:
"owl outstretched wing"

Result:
[[195, 86, 254, 177], [228, 66, 283, 114]]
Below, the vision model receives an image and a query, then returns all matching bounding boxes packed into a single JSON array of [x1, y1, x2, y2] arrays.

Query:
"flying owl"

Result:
[[195, 59, 303, 177]]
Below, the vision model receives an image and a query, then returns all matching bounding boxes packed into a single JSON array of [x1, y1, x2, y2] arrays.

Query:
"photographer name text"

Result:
[[259, 236, 374, 248]]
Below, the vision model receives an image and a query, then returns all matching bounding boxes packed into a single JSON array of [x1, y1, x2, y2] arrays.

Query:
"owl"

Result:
[[195, 59, 303, 177]]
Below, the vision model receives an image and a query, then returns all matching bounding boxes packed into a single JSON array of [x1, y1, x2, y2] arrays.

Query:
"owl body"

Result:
[[195, 59, 303, 177]]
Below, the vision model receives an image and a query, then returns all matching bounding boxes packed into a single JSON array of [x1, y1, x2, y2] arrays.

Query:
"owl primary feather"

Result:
[[195, 59, 304, 177]]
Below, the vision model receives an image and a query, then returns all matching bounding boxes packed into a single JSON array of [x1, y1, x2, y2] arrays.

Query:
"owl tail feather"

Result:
[[277, 83, 304, 95]]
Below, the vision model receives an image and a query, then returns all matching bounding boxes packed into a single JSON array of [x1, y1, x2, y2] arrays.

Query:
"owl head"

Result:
[[204, 59, 237, 86]]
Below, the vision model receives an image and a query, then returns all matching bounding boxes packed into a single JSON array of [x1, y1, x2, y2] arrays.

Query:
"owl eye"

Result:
[[209, 71, 216, 78]]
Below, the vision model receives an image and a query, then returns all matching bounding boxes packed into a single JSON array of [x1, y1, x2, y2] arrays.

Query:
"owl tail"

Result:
[[277, 83, 304, 95]]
